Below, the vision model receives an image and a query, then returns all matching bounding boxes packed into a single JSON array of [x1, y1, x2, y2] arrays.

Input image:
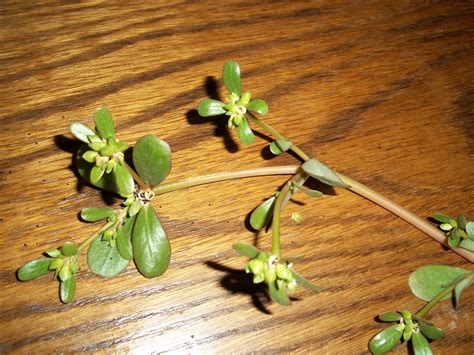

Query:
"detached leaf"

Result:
[[60, 276, 76, 304], [411, 331, 433, 355], [17, 259, 51, 281], [408, 265, 471, 301], [223, 60, 241, 96], [132, 135, 171, 187], [94, 107, 115, 138], [369, 324, 403, 355], [197, 99, 226, 117], [236, 119, 255, 145], [81, 207, 115, 222], [87, 236, 129, 277], [69, 122, 95, 143], [247, 99, 268, 115], [301, 158, 349, 188], [291, 270, 322, 291], [232, 243, 260, 259], [378, 312, 402, 322], [116, 215, 137, 260], [268, 281, 291, 306], [431, 214, 452, 223], [269, 139, 292, 155], [132, 205, 171, 278], [250, 195, 276, 230], [418, 322, 444, 340], [453, 275, 473, 307]]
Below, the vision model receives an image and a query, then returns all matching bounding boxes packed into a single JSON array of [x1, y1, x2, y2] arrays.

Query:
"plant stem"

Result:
[[153, 166, 299, 195], [77, 221, 115, 253], [246, 112, 309, 161], [246, 115, 474, 263], [124, 162, 149, 190], [415, 272, 473, 319]]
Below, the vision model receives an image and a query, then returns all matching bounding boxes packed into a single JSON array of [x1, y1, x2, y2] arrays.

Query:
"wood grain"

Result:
[[1, 1, 473, 353]]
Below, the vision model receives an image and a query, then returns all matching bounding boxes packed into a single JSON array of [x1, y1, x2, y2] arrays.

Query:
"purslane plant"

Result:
[[17, 61, 472, 353]]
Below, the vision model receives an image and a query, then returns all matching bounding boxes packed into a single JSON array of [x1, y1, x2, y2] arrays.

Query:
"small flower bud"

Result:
[[253, 273, 264, 284], [49, 257, 64, 270], [249, 259, 264, 275], [265, 267, 277, 284], [276, 264, 291, 281], [440, 223, 453, 231], [82, 150, 98, 163]]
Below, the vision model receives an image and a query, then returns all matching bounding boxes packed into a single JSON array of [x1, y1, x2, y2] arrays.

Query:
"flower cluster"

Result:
[[431, 213, 474, 251]]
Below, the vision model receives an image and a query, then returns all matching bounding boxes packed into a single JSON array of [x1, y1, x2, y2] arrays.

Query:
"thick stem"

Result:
[[340, 174, 474, 263], [153, 166, 299, 195]]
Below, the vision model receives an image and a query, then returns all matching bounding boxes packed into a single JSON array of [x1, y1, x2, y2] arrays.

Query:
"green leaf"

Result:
[[431, 213, 452, 223], [223, 60, 241, 96], [411, 331, 433, 355], [378, 312, 402, 322], [87, 236, 129, 277], [301, 158, 349, 188], [80, 207, 115, 222], [290, 270, 322, 291], [77, 145, 134, 196], [418, 322, 444, 340], [408, 265, 471, 301], [466, 221, 474, 239], [247, 99, 268, 115], [116, 215, 137, 260], [94, 107, 115, 139], [61, 242, 78, 256], [269, 139, 292, 155], [197, 99, 226, 117], [368, 324, 403, 355], [132, 135, 171, 187], [268, 280, 291, 306], [250, 195, 276, 230], [90, 165, 105, 183], [60, 276, 76, 304], [232, 243, 260, 259], [17, 259, 51, 281], [448, 228, 461, 247], [295, 184, 323, 197], [459, 238, 474, 252], [236, 118, 254, 145], [69, 122, 95, 143], [453, 275, 473, 307], [132, 205, 171, 278], [457, 215, 466, 230]]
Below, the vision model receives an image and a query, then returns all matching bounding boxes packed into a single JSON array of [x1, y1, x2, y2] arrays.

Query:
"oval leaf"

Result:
[[418, 322, 444, 340], [431, 213, 452, 223], [236, 119, 254, 145], [69, 122, 95, 143], [116, 215, 137, 260], [81, 207, 115, 222], [76, 145, 134, 196], [408, 265, 471, 302], [247, 99, 268, 115], [291, 270, 322, 292], [133, 135, 171, 187], [232, 243, 260, 259], [250, 195, 276, 230], [301, 158, 349, 188], [411, 331, 433, 355], [132, 205, 171, 278], [223, 60, 241, 96], [94, 107, 115, 138], [378, 312, 402, 322], [268, 280, 291, 306], [60, 276, 76, 304], [269, 139, 292, 155], [369, 324, 403, 355], [197, 99, 226, 117], [17, 259, 51, 281], [459, 239, 474, 252], [61, 242, 78, 256], [466, 221, 474, 239], [87, 236, 129, 277]]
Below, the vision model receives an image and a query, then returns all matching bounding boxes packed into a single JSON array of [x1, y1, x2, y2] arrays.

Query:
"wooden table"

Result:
[[1, 1, 473, 353]]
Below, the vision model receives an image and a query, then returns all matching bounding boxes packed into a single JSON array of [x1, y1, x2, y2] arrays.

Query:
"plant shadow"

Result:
[[205, 260, 273, 314], [186, 76, 238, 153]]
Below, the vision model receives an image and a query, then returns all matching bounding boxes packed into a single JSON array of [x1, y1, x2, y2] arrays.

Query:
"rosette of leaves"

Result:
[[70, 107, 134, 197], [431, 213, 474, 251], [17, 242, 79, 303], [233, 243, 321, 305], [369, 310, 443, 355], [83, 134, 172, 280], [197, 60, 269, 144]]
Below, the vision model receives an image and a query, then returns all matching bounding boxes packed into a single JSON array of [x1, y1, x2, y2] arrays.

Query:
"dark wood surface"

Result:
[[1, 1, 473, 353]]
